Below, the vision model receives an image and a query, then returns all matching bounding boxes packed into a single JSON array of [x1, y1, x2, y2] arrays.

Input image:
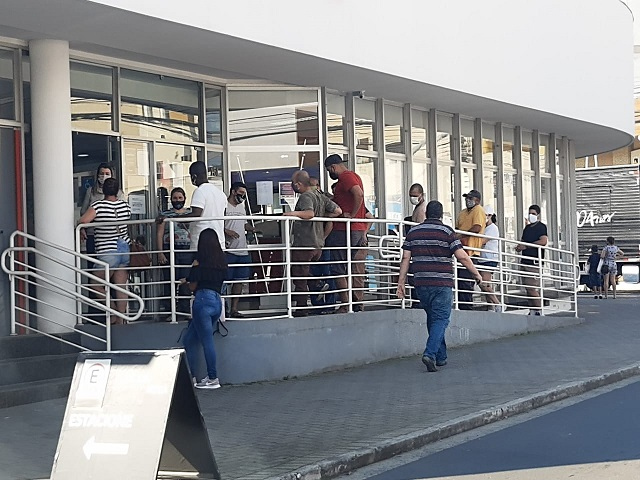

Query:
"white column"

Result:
[[29, 39, 76, 332]]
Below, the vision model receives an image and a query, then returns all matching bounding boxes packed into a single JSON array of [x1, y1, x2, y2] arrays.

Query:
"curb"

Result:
[[268, 363, 640, 480]]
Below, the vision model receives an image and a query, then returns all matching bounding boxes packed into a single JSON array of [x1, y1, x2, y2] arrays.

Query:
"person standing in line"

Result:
[[157, 161, 227, 252], [184, 228, 228, 389], [156, 187, 192, 318], [515, 204, 548, 315], [455, 189, 486, 310], [223, 181, 254, 318], [478, 205, 502, 311], [77, 177, 131, 322], [409, 183, 427, 224], [324, 154, 368, 313], [284, 170, 341, 317], [586, 244, 603, 299], [601, 236, 624, 299], [397, 201, 482, 372], [80, 163, 124, 258]]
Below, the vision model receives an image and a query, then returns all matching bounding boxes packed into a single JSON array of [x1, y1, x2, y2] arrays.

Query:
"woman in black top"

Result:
[[183, 229, 228, 389], [586, 244, 603, 299]]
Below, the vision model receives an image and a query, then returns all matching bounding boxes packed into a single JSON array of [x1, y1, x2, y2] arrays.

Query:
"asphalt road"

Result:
[[349, 378, 640, 480]]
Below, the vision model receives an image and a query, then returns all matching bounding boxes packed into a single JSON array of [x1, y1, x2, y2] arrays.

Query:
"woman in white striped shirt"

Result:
[[77, 178, 131, 322]]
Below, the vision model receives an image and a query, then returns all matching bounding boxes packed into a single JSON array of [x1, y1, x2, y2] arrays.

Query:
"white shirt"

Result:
[[225, 201, 249, 256], [481, 223, 499, 260], [190, 183, 227, 250]]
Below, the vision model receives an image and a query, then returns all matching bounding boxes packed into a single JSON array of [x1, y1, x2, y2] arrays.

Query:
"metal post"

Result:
[[168, 220, 177, 323], [284, 218, 293, 317], [105, 264, 111, 351], [346, 220, 353, 313], [498, 238, 505, 309], [538, 248, 544, 316]]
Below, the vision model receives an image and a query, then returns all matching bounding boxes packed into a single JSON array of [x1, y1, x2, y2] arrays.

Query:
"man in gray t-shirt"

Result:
[[284, 170, 342, 317]]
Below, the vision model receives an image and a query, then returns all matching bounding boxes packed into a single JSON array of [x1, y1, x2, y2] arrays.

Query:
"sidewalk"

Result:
[[1, 296, 639, 480]]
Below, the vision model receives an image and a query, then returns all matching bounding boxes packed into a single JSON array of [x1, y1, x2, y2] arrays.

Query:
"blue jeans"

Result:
[[415, 286, 453, 363], [183, 289, 222, 379]]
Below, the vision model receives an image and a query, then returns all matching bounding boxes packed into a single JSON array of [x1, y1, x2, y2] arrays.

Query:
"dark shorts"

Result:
[[478, 260, 498, 269], [326, 230, 367, 276], [589, 272, 603, 287], [226, 253, 252, 280]]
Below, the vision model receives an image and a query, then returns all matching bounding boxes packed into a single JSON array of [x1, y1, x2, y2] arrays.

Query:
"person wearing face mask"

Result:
[[455, 189, 486, 310], [223, 182, 255, 318], [515, 204, 548, 315], [409, 183, 426, 224], [80, 163, 124, 257], [323, 154, 368, 313], [156, 187, 192, 318], [157, 161, 227, 253], [283, 170, 341, 317]]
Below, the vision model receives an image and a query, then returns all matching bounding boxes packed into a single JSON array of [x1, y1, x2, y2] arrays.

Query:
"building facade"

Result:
[[0, 0, 634, 333]]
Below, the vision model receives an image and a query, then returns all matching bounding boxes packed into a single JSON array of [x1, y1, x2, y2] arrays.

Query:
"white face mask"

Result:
[[465, 198, 476, 209], [409, 196, 421, 206], [528, 213, 538, 224], [97, 174, 110, 185]]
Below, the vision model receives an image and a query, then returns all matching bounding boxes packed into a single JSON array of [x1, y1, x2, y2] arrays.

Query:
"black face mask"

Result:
[[329, 171, 339, 180], [190, 175, 198, 186], [291, 183, 301, 194], [235, 194, 246, 204], [171, 201, 185, 210]]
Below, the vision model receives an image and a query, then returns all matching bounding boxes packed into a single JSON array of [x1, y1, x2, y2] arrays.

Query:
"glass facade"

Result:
[[0, 42, 577, 261]]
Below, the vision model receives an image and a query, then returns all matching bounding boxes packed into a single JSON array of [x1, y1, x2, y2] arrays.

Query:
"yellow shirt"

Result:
[[456, 205, 486, 255]]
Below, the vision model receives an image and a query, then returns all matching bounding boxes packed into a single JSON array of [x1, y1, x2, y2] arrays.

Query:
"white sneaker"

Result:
[[494, 305, 504, 313], [192, 376, 197, 386], [195, 376, 221, 389]]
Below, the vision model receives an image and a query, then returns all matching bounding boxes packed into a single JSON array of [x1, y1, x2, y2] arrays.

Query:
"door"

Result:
[[0, 128, 18, 336]]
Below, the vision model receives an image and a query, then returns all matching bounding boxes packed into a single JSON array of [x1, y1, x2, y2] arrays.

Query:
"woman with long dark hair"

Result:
[[184, 228, 228, 389], [601, 236, 624, 299]]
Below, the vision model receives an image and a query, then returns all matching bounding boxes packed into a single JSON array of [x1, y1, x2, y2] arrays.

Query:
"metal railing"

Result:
[[1, 231, 144, 351], [72, 215, 578, 323]]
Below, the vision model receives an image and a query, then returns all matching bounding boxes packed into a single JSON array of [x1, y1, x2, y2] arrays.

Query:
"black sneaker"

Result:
[[421, 355, 438, 372]]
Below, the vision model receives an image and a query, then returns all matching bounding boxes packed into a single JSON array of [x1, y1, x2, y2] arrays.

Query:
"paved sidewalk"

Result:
[[1, 297, 639, 480]]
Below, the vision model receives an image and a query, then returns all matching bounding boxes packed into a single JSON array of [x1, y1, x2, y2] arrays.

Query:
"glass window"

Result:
[[22, 53, 30, 125], [461, 118, 474, 163], [354, 98, 376, 151], [412, 159, 428, 196], [540, 176, 552, 225], [355, 156, 377, 215], [411, 109, 428, 160], [483, 169, 497, 215], [228, 90, 319, 147], [503, 171, 517, 240], [540, 134, 550, 173], [70, 62, 113, 132], [326, 93, 346, 147], [120, 69, 201, 142], [523, 174, 534, 216], [437, 164, 454, 227], [205, 87, 222, 145], [522, 130, 533, 171], [206, 151, 224, 191], [385, 157, 404, 223], [230, 150, 320, 214], [462, 166, 474, 193], [436, 114, 453, 162], [482, 122, 496, 167], [0, 49, 15, 120], [155, 143, 204, 213], [503, 126, 514, 169], [384, 104, 404, 154]]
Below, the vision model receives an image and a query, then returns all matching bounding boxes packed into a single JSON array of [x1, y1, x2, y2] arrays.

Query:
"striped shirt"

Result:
[[91, 199, 131, 253], [402, 219, 463, 288]]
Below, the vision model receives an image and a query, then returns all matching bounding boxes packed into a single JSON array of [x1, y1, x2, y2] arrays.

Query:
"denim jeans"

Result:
[[183, 289, 222, 379], [415, 286, 453, 363]]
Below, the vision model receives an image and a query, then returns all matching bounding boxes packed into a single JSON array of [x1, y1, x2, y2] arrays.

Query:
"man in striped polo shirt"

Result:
[[397, 201, 482, 372]]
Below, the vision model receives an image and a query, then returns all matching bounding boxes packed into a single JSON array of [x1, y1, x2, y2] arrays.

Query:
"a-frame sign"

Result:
[[50, 350, 221, 479]]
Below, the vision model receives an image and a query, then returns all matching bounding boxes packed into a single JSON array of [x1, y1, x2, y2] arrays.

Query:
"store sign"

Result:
[[576, 210, 616, 228]]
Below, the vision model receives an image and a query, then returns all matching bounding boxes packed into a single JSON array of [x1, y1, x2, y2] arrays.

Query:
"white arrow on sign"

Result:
[[83, 436, 129, 460]]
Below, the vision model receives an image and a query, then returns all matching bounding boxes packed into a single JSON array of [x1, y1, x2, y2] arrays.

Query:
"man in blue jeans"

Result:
[[397, 201, 482, 372]]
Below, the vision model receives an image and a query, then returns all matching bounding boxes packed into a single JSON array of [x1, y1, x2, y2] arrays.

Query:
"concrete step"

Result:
[[0, 333, 81, 361], [0, 377, 72, 409], [0, 353, 77, 387]]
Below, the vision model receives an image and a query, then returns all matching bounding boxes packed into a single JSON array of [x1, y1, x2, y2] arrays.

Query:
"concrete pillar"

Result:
[[29, 39, 76, 332]]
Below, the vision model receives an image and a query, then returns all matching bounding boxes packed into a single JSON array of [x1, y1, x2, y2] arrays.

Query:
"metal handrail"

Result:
[[1, 231, 145, 351]]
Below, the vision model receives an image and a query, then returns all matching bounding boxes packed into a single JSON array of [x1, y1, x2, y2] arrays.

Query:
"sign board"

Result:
[[50, 350, 220, 480], [256, 180, 273, 206], [128, 194, 146, 215], [279, 181, 297, 210]]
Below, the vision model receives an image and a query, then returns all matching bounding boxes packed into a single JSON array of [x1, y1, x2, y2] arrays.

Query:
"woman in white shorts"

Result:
[[479, 206, 501, 312]]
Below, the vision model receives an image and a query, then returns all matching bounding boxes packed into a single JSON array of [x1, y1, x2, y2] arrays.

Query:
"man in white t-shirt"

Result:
[[183, 161, 227, 250], [224, 181, 255, 318]]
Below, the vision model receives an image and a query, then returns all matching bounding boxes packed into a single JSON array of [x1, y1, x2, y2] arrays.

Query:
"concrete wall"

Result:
[[79, 309, 582, 384]]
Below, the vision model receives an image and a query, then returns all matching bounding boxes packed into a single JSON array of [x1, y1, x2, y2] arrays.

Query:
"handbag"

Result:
[[601, 263, 610, 275], [596, 258, 604, 274]]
